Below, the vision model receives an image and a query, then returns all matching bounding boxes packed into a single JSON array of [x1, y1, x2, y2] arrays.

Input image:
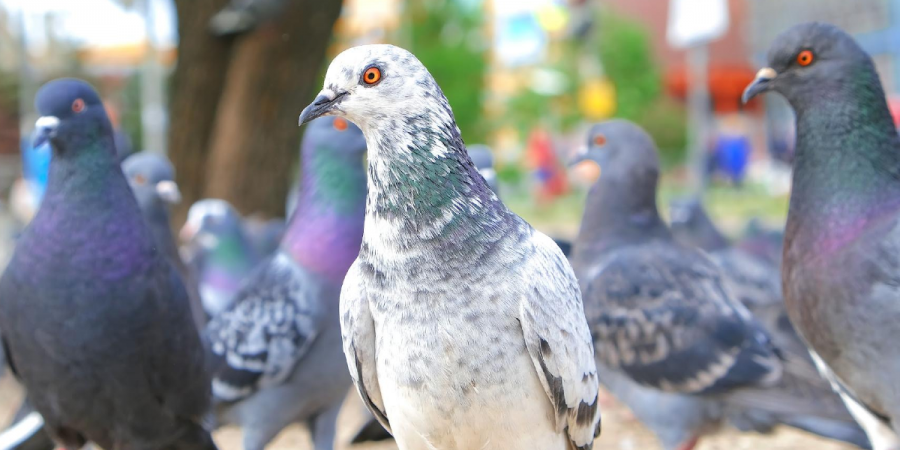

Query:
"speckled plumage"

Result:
[[0, 79, 215, 450], [571, 120, 783, 450], [745, 22, 900, 450], [205, 116, 366, 450], [302, 44, 601, 450]]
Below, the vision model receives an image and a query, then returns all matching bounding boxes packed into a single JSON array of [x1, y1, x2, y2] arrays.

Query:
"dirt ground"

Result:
[[0, 376, 857, 450]]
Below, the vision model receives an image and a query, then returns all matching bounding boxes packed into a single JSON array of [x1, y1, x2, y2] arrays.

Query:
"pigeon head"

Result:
[[34, 79, 112, 156], [299, 45, 454, 138], [669, 198, 730, 252], [571, 119, 660, 185], [180, 199, 245, 250], [122, 152, 182, 209], [742, 22, 876, 108]]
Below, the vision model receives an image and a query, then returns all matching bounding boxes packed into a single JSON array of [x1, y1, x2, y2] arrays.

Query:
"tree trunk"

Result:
[[169, 0, 232, 225], [203, 0, 343, 218], [169, 0, 342, 223]]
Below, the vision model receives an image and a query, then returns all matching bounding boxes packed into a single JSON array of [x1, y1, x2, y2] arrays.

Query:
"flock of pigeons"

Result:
[[0, 20, 895, 450]]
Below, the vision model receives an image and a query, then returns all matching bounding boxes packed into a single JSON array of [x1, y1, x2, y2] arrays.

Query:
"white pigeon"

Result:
[[298, 44, 602, 450]]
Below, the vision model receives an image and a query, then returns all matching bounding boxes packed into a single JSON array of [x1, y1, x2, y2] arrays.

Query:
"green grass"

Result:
[[504, 177, 790, 240]]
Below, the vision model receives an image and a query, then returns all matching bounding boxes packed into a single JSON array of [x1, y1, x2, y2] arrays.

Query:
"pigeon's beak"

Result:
[[32, 116, 59, 149], [299, 89, 347, 125], [179, 221, 198, 243], [156, 180, 182, 205], [568, 146, 590, 167], [742, 67, 777, 104]]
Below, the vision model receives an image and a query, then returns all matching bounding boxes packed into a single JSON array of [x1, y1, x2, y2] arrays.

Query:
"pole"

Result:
[[140, 0, 168, 155], [686, 42, 710, 195]]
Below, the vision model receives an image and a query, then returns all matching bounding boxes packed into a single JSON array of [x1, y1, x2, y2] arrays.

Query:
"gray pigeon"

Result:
[[205, 116, 367, 450], [181, 199, 261, 317], [570, 119, 786, 450], [299, 44, 601, 450], [744, 22, 900, 449], [123, 152, 207, 328], [467, 144, 499, 194], [669, 199, 870, 448], [208, 0, 286, 36], [0, 79, 215, 450]]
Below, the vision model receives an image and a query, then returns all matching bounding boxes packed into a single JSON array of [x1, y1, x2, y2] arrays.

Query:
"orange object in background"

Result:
[[665, 65, 760, 112], [526, 129, 569, 202]]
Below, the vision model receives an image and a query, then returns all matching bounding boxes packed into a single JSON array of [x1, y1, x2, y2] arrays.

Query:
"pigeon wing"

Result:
[[206, 253, 322, 401], [519, 232, 602, 450], [340, 260, 390, 435], [583, 243, 781, 394]]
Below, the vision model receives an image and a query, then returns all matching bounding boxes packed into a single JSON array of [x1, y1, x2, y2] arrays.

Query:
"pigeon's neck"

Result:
[[204, 231, 258, 278], [25, 142, 156, 281], [282, 146, 366, 283], [575, 173, 670, 254], [360, 115, 515, 262], [141, 203, 181, 264], [787, 87, 900, 257]]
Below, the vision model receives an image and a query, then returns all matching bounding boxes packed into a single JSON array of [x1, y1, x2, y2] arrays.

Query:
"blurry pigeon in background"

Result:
[[570, 120, 790, 450], [181, 199, 261, 317], [0, 79, 215, 450], [242, 214, 285, 259], [123, 152, 207, 328], [208, 0, 286, 36], [669, 198, 870, 448], [467, 144, 499, 194], [736, 218, 785, 270], [300, 44, 601, 450], [744, 22, 900, 450], [205, 116, 367, 450]]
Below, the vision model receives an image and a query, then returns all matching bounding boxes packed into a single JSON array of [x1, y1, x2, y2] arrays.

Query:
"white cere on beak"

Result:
[[755, 67, 777, 81], [35, 116, 60, 130], [155, 180, 182, 204]]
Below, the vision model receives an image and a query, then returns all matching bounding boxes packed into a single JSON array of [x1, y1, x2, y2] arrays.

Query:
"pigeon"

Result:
[[467, 144, 500, 194], [669, 199, 870, 448], [0, 79, 215, 450], [744, 22, 900, 449], [208, 0, 286, 36], [736, 219, 785, 270], [242, 214, 285, 258], [181, 199, 261, 317], [570, 119, 785, 450], [205, 116, 367, 450], [123, 152, 207, 328], [299, 44, 601, 450]]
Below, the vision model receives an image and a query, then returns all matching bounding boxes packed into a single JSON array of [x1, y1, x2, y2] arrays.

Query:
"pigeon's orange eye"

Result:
[[72, 98, 85, 113], [333, 117, 348, 131], [797, 50, 814, 66], [133, 174, 146, 185], [363, 67, 382, 85], [593, 134, 606, 146]]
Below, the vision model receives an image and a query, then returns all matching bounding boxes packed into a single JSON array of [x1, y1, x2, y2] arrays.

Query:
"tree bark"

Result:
[[169, 0, 342, 223], [169, 0, 232, 225], [202, 0, 343, 218]]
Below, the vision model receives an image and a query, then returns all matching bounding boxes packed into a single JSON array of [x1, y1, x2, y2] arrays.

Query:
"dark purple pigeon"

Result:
[[0, 78, 216, 450]]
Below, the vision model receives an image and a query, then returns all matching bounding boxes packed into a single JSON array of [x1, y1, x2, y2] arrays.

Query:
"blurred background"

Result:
[[0, 0, 898, 449]]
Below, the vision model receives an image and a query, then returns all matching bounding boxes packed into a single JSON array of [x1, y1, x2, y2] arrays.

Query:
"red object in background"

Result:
[[888, 97, 900, 128], [665, 65, 760, 113], [526, 129, 569, 201]]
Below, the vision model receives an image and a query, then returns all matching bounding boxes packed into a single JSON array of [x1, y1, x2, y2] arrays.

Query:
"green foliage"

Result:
[[400, 0, 488, 144], [596, 11, 687, 166], [595, 13, 660, 119]]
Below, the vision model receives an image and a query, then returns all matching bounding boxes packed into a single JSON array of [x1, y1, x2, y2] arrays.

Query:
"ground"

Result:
[[0, 374, 853, 450]]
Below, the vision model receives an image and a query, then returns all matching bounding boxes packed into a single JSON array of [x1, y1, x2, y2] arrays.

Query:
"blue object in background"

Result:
[[20, 134, 52, 205], [715, 133, 750, 185]]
